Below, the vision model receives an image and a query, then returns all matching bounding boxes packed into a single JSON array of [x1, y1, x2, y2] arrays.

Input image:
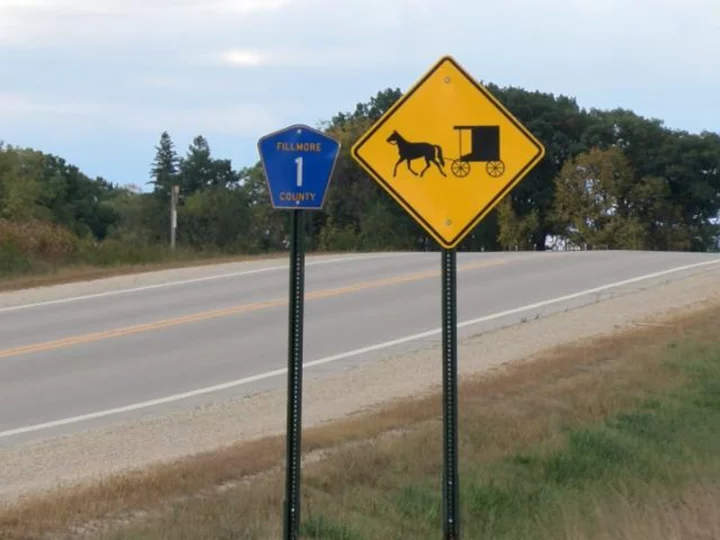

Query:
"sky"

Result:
[[0, 0, 718, 191]]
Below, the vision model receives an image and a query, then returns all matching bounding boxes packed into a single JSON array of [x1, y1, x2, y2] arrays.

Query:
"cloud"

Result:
[[0, 93, 110, 116], [207, 0, 290, 13], [0, 93, 277, 136], [220, 50, 268, 67], [1, 0, 718, 151], [0, 0, 290, 14], [216, 45, 401, 70], [0, 0, 295, 48], [128, 104, 278, 136], [4, 0, 716, 80]]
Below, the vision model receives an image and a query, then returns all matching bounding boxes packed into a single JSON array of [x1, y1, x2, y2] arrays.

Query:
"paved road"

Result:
[[0, 250, 718, 446]]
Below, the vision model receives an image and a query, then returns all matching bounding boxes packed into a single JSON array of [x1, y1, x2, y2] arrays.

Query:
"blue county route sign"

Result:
[[257, 124, 341, 210]]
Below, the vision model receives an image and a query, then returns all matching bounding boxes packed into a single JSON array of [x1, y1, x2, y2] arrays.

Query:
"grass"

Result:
[[560, 480, 720, 539], [1, 303, 719, 539]]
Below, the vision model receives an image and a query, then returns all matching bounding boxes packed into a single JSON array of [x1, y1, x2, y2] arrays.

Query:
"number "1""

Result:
[[294, 156, 303, 187]]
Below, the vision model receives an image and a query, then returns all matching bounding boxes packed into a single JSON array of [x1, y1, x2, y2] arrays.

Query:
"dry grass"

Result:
[[561, 478, 720, 539], [0, 302, 718, 539]]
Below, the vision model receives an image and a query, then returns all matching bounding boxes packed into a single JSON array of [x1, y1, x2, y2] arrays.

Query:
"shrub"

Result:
[[0, 219, 79, 261]]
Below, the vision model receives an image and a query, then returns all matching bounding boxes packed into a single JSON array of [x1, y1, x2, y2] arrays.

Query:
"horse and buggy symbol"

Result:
[[386, 125, 505, 179]]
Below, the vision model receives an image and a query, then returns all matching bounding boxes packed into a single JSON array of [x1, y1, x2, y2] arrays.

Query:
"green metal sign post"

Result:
[[257, 125, 341, 540], [285, 208, 305, 539], [442, 248, 459, 539]]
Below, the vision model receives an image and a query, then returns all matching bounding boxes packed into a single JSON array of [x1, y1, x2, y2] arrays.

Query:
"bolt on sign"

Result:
[[351, 55, 546, 249]]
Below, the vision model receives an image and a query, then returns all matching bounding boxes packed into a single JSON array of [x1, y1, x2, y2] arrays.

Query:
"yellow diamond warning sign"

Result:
[[351, 56, 545, 249]]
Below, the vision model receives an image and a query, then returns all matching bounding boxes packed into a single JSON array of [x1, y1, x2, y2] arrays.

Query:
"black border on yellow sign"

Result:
[[350, 55, 546, 249]]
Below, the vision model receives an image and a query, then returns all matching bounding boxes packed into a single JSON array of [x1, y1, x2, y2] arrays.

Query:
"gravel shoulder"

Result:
[[0, 264, 718, 505]]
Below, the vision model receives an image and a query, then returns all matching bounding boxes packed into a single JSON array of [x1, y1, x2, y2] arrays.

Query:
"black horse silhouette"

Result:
[[386, 130, 446, 178]]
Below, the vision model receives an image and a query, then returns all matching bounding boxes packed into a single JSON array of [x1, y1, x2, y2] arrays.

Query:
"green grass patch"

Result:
[[457, 343, 720, 539], [300, 514, 364, 540]]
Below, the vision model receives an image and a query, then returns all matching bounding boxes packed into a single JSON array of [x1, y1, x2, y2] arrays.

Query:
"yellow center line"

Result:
[[0, 259, 507, 360]]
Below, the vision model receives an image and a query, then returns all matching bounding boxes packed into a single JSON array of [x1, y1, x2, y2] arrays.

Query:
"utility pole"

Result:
[[170, 184, 179, 249]]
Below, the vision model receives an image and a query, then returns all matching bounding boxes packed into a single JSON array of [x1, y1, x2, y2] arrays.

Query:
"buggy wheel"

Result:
[[451, 160, 470, 178], [486, 160, 505, 177]]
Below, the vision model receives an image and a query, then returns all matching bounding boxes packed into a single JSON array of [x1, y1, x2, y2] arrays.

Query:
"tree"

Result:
[[3, 79, 719, 263], [551, 147, 675, 250], [497, 199, 540, 250], [0, 146, 43, 222], [330, 88, 403, 126], [318, 88, 431, 252], [358, 199, 422, 251], [149, 131, 180, 197], [457, 210, 501, 252], [486, 86, 594, 250], [178, 135, 214, 194], [579, 109, 720, 251], [177, 136, 241, 194], [237, 164, 288, 252], [0, 145, 119, 239], [179, 187, 252, 251], [211, 158, 241, 189], [659, 130, 720, 250]]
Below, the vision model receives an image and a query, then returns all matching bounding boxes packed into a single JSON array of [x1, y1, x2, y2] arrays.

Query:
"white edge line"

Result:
[[0, 253, 402, 314], [1, 258, 717, 440]]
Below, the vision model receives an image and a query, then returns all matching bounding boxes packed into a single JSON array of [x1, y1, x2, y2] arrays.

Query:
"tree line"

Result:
[[1, 83, 719, 278]]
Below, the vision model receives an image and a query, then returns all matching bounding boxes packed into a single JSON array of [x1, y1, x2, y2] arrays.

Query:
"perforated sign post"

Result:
[[352, 55, 545, 539], [257, 124, 340, 540]]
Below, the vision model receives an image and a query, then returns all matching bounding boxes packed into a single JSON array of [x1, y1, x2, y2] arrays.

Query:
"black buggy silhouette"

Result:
[[448, 125, 505, 179], [385, 126, 505, 180]]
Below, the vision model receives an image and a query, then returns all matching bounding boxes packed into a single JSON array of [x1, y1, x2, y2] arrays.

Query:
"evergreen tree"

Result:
[[179, 135, 215, 194], [149, 131, 179, 197]]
